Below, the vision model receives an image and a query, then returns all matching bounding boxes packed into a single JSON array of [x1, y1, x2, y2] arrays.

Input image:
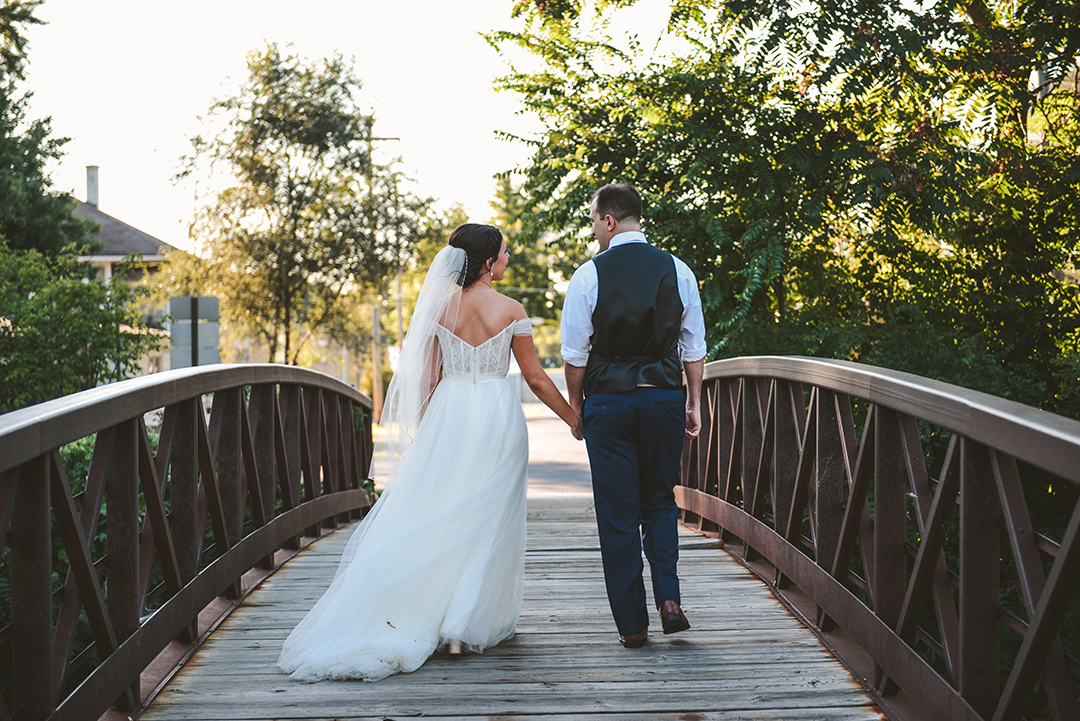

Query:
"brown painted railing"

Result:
[[679, 356, 1080, 721], [0, 364, 375, 721]]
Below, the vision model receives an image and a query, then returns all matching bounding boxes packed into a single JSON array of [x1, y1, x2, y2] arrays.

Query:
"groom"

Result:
[[561, 182, 706, 648]]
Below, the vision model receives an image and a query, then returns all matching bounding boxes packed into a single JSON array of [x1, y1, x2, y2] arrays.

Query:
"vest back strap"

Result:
[[589, 351, 674, 364]]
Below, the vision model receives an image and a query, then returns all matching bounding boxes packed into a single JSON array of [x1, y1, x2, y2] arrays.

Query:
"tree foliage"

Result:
[[0, 241, 162, 413], [0, 0, 43, 80], [0, 0, 92, 256], [488, 178, 582, 365], [488, 177, 586, 322], [0, 0, 157, 416], [0, 88, 92, 255], [173, 44, 421, 365], [317, 169, 444, 366], [492, 0, 1080, 417]]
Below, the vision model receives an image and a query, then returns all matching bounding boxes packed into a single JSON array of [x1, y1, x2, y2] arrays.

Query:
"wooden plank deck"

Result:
[[141, 493, 886, 720], [141, 407, 885, 719]]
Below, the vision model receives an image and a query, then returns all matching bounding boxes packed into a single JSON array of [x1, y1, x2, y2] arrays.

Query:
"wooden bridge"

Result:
[[1, 359, 1079, 721], [138, 448, 884, 720]]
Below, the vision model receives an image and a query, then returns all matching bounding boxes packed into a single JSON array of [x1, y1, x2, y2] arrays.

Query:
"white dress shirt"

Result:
[[561, 231, 707, 367]]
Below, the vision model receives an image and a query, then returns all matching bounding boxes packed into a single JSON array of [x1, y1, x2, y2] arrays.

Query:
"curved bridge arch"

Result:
[[680, 357, 1080, 721], [0, 365, 375, 721]]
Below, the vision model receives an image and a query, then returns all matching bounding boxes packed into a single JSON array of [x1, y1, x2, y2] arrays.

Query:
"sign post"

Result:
[[169, 296, 221, 368]]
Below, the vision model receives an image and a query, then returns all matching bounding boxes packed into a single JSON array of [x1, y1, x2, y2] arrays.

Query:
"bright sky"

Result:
[[20, 0, 551, 252]]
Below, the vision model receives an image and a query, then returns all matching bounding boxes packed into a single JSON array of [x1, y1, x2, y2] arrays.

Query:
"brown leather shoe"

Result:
[[659, 600, 690, 634], [619, 629, 648, 648]]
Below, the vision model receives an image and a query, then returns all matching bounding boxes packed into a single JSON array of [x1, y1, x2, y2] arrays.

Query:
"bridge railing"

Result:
[[679, 356, 1080, 721], [0, 364, 375, 721]]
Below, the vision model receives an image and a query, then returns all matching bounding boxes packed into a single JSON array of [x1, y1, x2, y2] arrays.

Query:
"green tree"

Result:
[[488, 177, 581, 322], [492, 0, 1080, 415], [369, 164, 438, 346], [492, 1, 862, 353], [0, 0, 93, 255], [175, 43, 402, 365], [0, 240, 163, 413], [0, 0, 156, 416], [0, 87, 92, 255], [487, 178, 584, 365], [1, 1, 42, 79], [314, 203, 470, 397], [723, 0, 1080, 408]]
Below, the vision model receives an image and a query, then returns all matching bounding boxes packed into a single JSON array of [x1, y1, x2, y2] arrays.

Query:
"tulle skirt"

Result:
[[278, 376, 528, 681]]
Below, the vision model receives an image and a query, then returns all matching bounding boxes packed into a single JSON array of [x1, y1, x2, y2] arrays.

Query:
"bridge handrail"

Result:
[[0, 364, 375, 721], [680, 356, 1080, 721], [0, 364, 371, 472], [702, 356, 1080, 483]]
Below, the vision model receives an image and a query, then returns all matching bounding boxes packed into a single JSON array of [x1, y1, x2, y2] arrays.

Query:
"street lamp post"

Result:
[[364, 118, 399, 423]]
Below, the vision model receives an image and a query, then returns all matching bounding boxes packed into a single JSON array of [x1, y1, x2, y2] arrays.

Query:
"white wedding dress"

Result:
[[278, 318, 533, 682]]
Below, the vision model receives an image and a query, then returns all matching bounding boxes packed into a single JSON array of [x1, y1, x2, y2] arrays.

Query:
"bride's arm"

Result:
[[511, 333, 583, 439]]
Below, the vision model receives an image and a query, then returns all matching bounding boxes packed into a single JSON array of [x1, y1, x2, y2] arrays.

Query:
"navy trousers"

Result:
[[583, 387, 685, 636]]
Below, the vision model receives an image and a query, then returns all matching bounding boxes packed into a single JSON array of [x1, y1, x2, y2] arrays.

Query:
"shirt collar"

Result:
[[608, 230, 647, 249]]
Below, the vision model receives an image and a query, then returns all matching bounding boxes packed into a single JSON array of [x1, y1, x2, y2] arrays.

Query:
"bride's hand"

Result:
[[571, 414, 584, 441]]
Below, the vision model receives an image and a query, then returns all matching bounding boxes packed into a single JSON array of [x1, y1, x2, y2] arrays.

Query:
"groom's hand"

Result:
[[685, 405, 701, 438], [571, 414, 585, 441]]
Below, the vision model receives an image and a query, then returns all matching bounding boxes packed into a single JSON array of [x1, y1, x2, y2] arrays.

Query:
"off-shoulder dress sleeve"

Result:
[[512, 318, 534, 336]]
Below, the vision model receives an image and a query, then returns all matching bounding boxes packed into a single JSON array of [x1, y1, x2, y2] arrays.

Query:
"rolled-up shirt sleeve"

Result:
[[560, 262, 596, 367], [674, 256, 707, 362]]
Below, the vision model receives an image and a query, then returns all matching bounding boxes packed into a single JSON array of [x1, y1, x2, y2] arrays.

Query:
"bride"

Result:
[[278, 223, 583, 681]]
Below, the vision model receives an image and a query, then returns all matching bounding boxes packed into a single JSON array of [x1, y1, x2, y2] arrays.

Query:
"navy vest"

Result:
[[584, 242, 684, 396]]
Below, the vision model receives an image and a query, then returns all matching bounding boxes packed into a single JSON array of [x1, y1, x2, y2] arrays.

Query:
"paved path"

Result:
[[522, 404, 592, 497], [140, 407, 885, 721]]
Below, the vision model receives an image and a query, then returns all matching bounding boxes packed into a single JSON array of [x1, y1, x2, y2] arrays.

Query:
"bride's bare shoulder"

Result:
[[493, 292, 528, 321]]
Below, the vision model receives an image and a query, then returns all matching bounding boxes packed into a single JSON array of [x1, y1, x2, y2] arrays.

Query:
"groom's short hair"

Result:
[[592, 183, 642, 223]]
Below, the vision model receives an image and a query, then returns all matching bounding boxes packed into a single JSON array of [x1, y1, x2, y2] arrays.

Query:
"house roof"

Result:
[[73, 201, 181, 259]]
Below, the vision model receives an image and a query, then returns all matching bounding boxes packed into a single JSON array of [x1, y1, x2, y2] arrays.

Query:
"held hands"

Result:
[[567, 394, 585, 441], [685, 405, 701, 438]]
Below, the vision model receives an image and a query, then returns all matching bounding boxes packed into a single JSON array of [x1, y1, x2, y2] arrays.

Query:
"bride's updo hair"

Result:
[[448, 223, 503, 288]]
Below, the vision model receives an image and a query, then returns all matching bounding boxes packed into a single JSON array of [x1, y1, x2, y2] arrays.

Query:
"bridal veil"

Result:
[[375, 244, 466, 488]]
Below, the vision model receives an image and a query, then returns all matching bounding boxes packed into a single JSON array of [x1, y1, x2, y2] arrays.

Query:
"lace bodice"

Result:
[[437, 319, 532, 382]]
